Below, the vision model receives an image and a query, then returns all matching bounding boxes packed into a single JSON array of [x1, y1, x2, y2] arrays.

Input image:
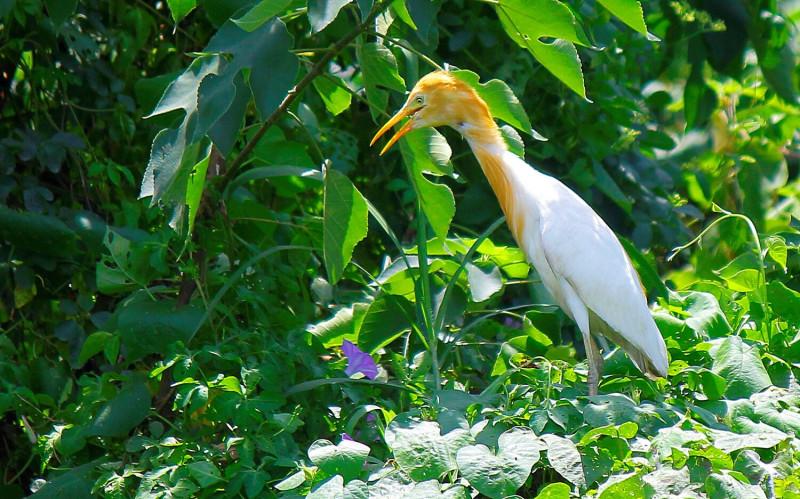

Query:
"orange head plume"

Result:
[[370, 71, 493, 154]]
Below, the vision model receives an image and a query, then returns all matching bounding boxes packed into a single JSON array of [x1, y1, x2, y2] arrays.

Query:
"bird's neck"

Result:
[[462, 120, 527, 244]]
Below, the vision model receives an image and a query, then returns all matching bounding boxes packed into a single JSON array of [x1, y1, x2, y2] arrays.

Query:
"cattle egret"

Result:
[[371, 71, 668, 395]]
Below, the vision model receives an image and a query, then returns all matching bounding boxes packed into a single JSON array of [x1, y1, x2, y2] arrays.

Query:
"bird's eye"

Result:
[[414, 96, 425, 106]]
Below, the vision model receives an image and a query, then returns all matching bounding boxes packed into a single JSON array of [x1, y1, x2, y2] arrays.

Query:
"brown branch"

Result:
[[224, 1, 392, 181]]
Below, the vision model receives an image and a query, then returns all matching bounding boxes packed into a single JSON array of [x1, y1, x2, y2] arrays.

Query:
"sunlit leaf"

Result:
[[456, 427, 540, 499], [710, 336, 771, 399], [494, 0, 591, 98], [596, 0, 647, 35]]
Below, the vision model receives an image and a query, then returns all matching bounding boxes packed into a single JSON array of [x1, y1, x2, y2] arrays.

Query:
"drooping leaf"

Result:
[[308, 0, 351, 33], [205, 17, 299, 119], [313, 74, 353, 116], [357, 42, 406, 120], [494, 0, 591, 98], [233, 0, 292, 31], [166, 0, 196, 22], [451, 69, 544, 140], [399, 129, 455, 241], [358, 295, 414, 353], [323, 168, 369, 283], [596, 0, 647, 35]]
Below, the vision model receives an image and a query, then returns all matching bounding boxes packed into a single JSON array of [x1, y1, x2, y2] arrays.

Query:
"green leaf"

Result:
[[767, 281, 800, 322], [323, 168, 368, 283], [494, 0, 591, 98], [456, 427, 540, 499], [110, 298, 202, 361], [710, 336, 771, 399], [85, 381, 151, 437], [0, 206, 78, 256], [682, 292, 732, 338], [540, 434, 585, 488], [385, 412, 474, 482], [358, 295, 414, 353], [187, 461, 222, 488], [313, 75, 353, 116], [44, 0, 77, 25], [357, 42, 406, 120], [596, 0, 647, 35], [308, 0, 351, 33], [598, 472, 646, 499], [185, 150, 210, 237], [534, 482, 571, 498], [705, 472, 768, 499], [451, 70, 543, 140], [465, 261, 503, 302], [308, 302, 369, 347], [78, 332, 115, 366], [166, 0, 196, 22], [592, 161, 632, 214], [233, 0, 292, 31], [205, 18, 299, 120], [399, 130, 455, 241], [309, 439, 370, 482]]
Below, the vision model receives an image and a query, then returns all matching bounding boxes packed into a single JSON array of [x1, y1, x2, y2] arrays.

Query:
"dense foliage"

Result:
[[1, 0, 800, 497]]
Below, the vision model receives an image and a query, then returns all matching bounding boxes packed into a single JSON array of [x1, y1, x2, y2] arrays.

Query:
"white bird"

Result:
[[371, 71, 668, 395]]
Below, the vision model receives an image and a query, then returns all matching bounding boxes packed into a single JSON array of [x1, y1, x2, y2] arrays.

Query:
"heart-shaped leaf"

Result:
[[308, 439, 370, 482], [456, 427, 540, 498], [385, 412, 474, 481]]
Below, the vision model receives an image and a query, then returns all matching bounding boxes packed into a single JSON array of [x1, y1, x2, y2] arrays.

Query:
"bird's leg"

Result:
[[582, 334, 603, 396]]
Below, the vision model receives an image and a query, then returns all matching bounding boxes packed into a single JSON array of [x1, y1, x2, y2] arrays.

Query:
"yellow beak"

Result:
[[370, 106, 422, 155]]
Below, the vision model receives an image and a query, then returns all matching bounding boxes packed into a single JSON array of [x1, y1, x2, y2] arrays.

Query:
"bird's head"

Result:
[[370, 71, 493, 154]]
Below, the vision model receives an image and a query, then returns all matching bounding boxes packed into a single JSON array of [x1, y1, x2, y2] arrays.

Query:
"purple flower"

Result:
[[342, 433, 355, 442], [342, 340, 378, 380]]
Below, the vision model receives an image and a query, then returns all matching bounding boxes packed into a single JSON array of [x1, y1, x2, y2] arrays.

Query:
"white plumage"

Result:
[[372, 71, 669, 394]]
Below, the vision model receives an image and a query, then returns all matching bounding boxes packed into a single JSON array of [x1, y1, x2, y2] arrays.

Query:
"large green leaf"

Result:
[[358, 295, 414, 353], [540, 434, 586, 488], [309, 439, 371, 482], [357, 42, 406, 120], [494, 0, 591, 98], [710, 336, 771, 399], [456, 427, 539, 499], [399, 129, 455, 241], [205, 17, 299, 120], [323, 168, 369, 283], [767, 281, 800, 322], [85, 381, 151, 437], [385, 412, 474, 482], [0, 206, 78, 256]]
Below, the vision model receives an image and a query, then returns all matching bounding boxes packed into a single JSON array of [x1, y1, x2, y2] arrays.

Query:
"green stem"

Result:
[[434, 216, 506, 334], [668, 205, 770, 335], [416, 200, 440, 393]]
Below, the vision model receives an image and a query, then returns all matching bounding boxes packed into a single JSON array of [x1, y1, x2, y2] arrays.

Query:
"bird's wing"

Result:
[[530, 173, 668, 376]]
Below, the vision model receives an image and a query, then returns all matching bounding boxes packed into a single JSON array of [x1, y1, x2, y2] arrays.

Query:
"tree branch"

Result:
[[224, 1, 392, 181]]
